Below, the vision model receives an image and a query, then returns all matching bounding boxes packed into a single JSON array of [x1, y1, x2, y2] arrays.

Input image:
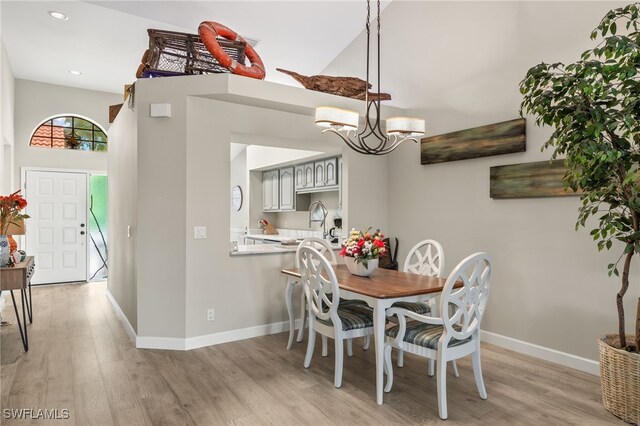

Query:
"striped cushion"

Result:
[[325, 293, 369, 308], [317, 304, 374, 331], [391, 301, 431, 315], [386, 321, 471, 350]]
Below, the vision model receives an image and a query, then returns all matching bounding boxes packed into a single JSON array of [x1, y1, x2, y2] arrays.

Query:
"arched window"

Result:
[[30, 115, 107, 152]]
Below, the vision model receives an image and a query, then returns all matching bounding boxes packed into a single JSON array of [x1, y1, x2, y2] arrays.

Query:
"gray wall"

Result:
[[1, 41, 15, 194], [107, 102, 138, 332], [13, 79, 120, 184], [107, 74, 394, 340], [322, 1, 637, 360]]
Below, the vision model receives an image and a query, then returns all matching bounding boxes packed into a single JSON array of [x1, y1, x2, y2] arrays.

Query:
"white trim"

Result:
[[105, 288, 137, 344], [480, 330, 599, 376], [185, 320, 301, 350], [135, 319, 303, 351], [136, 336, 187, 351]]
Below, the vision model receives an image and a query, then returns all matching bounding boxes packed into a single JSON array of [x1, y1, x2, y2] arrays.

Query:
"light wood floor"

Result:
[[0, 282, 622, 425]]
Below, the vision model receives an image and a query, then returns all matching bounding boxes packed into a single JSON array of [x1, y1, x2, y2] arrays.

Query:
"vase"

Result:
[[0, 235, 10, 267], [344, 257, 378, 277]]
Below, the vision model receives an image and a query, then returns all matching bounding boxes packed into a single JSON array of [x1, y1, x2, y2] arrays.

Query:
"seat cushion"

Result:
[[317, 304, 374, 331], [324, 293, 369, 308], [386, 322, 471, 350], [391, 301, 430, 315]]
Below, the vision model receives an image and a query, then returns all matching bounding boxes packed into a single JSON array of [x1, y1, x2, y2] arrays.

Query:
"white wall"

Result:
[[323, 1, 636, 361], [0, 41, 15, 194], [13, 79, 121, 184], [230, 146, 249, 231]]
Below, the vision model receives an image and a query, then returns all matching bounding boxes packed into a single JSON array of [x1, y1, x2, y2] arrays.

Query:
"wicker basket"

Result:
[[139, 28, 246, 78], [599, 336, 640, 425]]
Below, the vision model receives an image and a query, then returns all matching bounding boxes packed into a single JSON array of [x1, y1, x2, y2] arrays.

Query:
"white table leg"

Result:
[[373, 300, 386, 405], [284, 278, 295, 350]]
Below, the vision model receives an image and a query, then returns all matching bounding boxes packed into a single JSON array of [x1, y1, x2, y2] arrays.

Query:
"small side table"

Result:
[[0, 256, 35, 351]]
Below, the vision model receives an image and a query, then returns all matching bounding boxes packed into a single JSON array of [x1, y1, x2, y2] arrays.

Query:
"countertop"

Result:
[[230, 241, 341, 256]]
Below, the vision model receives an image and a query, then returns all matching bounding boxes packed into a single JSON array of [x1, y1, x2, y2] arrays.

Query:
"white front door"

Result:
[[25, 170, 88, 284]]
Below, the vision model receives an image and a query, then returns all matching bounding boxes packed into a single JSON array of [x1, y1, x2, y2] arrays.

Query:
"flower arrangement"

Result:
[[340, 228, 386, 267], [0, 190, 29, 235]]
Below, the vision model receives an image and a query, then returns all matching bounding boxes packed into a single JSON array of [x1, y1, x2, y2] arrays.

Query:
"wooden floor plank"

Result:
[[0, 282, 625, 426]]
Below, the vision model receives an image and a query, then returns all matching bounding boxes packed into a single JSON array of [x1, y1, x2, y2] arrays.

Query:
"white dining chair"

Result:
[[393, 239, 450, 371], [383, 252, 492, 420], [298, 246, 375, 388], [294, 237, 369, 355]]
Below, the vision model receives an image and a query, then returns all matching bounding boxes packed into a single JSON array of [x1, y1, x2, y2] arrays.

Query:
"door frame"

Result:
[[21, 166, 106, 283]]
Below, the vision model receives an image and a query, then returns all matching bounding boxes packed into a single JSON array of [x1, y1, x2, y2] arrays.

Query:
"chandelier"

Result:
[[314, 0, 425, 155]]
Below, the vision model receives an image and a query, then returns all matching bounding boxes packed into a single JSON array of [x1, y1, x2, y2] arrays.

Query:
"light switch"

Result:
[[194, 226, 207, 239]]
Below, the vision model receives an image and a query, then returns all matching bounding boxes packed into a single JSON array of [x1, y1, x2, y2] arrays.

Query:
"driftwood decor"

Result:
[[421, 118, 526, 165], [276, 68, 391, 101], [490, 159, 581, 199]]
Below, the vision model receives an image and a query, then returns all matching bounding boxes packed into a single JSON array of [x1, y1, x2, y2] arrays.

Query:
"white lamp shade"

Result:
[[386, 117, 425, 136], [315, 107, 359, 131]]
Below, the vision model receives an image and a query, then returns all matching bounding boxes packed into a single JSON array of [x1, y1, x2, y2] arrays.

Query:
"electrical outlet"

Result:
[[207, 308, 215, 321]]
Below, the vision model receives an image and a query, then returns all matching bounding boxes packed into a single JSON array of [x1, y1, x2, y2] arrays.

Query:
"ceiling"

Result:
[[1, 1, 389, 95]]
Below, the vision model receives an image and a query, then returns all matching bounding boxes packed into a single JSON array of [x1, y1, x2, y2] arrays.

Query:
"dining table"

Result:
[[281, 264, 454, 405]]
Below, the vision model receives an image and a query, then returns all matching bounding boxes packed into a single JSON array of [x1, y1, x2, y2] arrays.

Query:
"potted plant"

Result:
[[0, 190, 30, 267], [340, 228, 386, 276], [520, 3, 639, 423]]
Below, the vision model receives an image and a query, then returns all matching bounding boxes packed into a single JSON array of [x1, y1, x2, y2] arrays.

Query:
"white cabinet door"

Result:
[[279, 167, 295, 210], [294, 165, 305, 190], [25, 170, 88, 284], [263, 170, 279, 211], [314, 161, 325, 187], [324, 158, 338, 186], [270, 170, 279, 209], [304, 163, 314, 188]]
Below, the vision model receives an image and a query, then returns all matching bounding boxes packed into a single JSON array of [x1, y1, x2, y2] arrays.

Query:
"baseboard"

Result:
[[135, 319, 303, 351], [184, 319, 303, 350], [136, 336, 187, 350], [480, 330, 599, 376], [105, 289, 138, 344]]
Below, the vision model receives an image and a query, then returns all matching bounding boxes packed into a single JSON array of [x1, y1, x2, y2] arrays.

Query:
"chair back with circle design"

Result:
[[297, 246, 339, 323], [439, 252, 492, 342], [403, 239, 445, 277], [296, 237, 337, 267]]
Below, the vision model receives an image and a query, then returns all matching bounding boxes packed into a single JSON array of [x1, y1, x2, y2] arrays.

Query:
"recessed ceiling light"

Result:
[[49, 11, 68, 20], [68, 70, 82, 76]]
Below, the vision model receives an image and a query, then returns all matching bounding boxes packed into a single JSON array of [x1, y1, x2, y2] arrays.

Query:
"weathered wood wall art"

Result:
[[421, 118, 526, 165], [490, 159, 581, 199], [276, 68, 391, 101]]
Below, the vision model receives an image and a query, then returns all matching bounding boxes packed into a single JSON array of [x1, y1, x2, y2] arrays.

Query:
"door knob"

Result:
[[80, 223, 85, 227], [80, 231, 85, 235]]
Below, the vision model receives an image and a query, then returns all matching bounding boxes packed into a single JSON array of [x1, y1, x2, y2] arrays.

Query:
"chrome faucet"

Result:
[[308, 200, 328, 239]]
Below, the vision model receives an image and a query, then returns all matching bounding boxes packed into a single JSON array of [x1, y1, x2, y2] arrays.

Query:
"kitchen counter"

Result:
[[230, 241, 341, 256]]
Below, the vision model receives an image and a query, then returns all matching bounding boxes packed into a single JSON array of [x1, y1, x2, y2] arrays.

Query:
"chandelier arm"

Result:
[[322, 127, 371, 155], [365, 0, 371, 106]]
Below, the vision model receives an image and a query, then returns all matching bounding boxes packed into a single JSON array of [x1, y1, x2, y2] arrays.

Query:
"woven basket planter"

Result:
[[598, 336, 640, 424]]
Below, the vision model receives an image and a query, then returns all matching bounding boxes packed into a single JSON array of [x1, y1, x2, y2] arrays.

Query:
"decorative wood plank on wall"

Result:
[[490, 159, 581, 199], [421, 118, 526, 165]]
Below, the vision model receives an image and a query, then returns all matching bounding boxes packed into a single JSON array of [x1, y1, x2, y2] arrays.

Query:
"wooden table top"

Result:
[[282, 265, 454, 299]]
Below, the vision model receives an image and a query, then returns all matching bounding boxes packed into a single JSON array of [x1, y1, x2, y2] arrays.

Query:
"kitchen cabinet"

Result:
[[295, 165, 305, 190], [296, 163, 314, 190], [262, 170, 279, 211], [279, 167, 295, 211], [314, 158, 338, 187]]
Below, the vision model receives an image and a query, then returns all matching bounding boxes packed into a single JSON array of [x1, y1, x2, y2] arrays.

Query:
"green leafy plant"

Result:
[[520, 3, 640, 352]]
